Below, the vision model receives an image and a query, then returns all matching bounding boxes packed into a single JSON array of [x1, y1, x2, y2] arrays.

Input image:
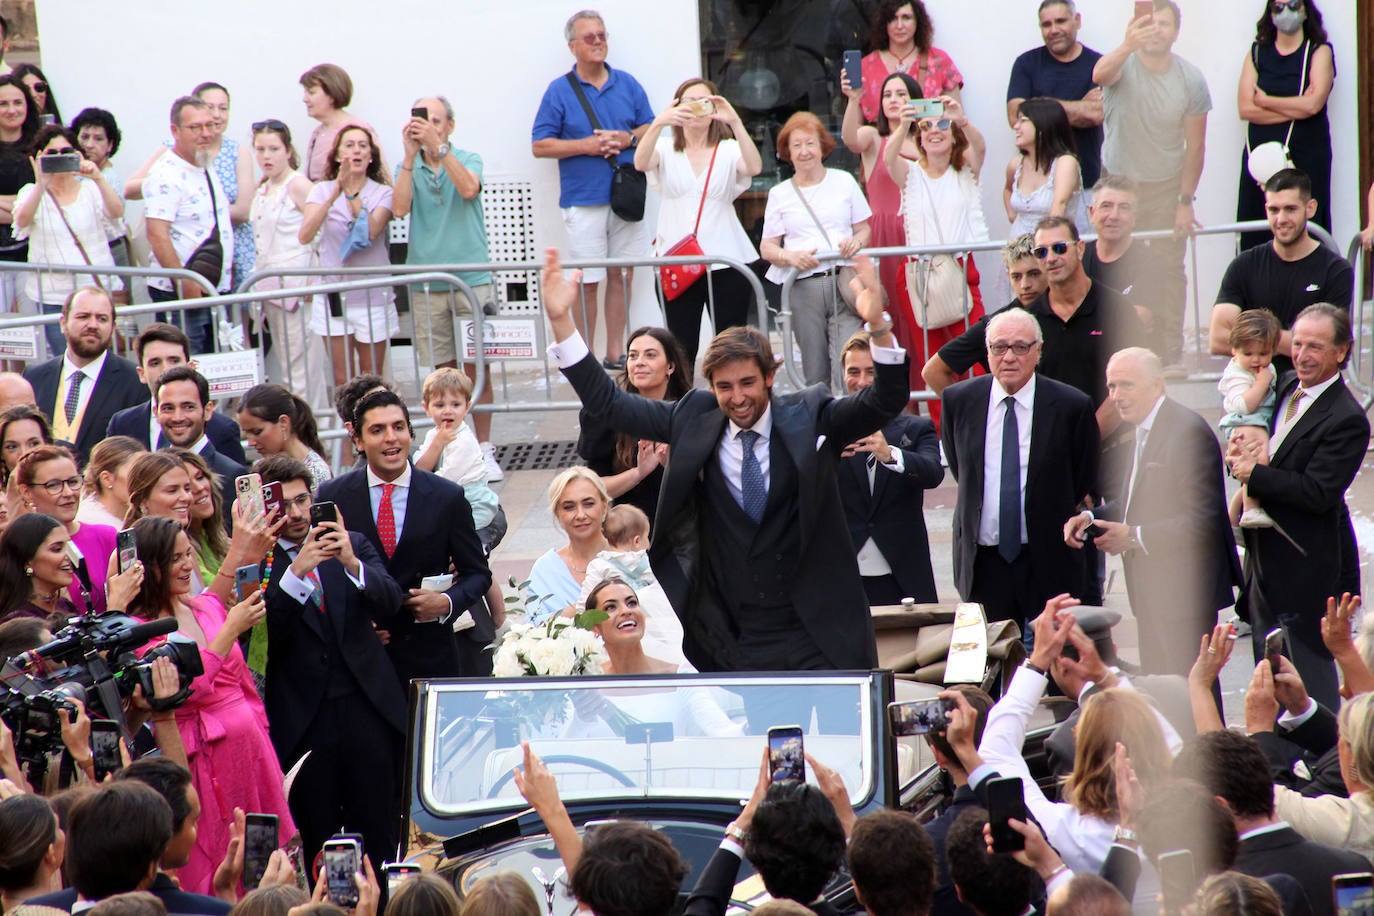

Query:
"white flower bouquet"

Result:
[[491, 599, 609, 677]]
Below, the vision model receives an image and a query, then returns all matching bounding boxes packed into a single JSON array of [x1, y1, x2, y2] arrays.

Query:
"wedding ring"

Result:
[[1207, 648, 1217, 654]]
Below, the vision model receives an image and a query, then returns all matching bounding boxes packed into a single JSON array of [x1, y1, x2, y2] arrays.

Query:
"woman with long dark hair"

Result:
[[857, 0, 963, 123], [0, 404, 51, 487], [237, 383, 332, 492], [127, 514, 294, 895], [0, 73, 42, 309], [0, 512, 74, 624], [14, 65, 60, 126], [1004, 97, 1086, 237], [1236, 0, 1333, 249], [0, 793, 65, 909], [575, 326, 690, 527]]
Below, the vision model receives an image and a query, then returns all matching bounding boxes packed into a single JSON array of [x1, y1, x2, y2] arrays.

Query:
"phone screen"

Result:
[[1333, 873, 1374, 916], [889, 698, 952, 737], [767, 726, 805, 783], [323, 841, 361, 907], [384, 864, 422, 896], [987, 776, 1027, 853], [243, 814, 279, 889], [90, 720, 122, 781], [1159, 850, 1196, 914]]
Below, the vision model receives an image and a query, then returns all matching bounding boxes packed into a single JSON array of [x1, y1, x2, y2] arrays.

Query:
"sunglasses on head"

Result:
[[252, 120, 289, 133], [1032, 241, 1072, 259], [918, 118, 954, 133]]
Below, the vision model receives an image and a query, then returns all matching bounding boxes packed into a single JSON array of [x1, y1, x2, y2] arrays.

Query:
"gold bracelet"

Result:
[[215, 568, 235, 580]]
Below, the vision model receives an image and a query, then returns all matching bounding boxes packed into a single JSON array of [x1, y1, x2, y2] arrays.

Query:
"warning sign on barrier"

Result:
[[460, 319, 539, 360], [0, 326, 40, 361]]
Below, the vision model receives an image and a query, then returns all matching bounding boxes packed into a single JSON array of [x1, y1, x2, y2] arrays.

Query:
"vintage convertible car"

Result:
[[398, 668, 1045, 913]]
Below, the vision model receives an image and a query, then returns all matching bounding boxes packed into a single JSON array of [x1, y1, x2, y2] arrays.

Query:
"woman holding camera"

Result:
[[127, 514, 294, 895], [13, 124, 123, 357]]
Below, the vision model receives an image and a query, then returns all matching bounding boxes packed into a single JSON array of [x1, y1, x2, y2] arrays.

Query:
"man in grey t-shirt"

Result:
[[1093, 0, 1210, 374]]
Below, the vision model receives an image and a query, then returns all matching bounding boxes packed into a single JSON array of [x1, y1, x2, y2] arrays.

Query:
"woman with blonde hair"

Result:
[[1194, 872, 1282, 916], [522, 467, 609, 624], [456, 872, 537, 916], [77, 435, 145, 530], [384, 873, 464, 916], [1273, 689, 1374, 861]]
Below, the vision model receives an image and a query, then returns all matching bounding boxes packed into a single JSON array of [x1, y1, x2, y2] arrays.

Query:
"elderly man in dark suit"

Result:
[[1065, 347, 1242, 677], [940, 307, 1099, 627], [317, 388, 492, 683], [540, 249, 907, 677], [837, 331, 943, 605], [257, 455, 405, 877], [1227, 303, 1370, 710], [24, 286, 147, 467]]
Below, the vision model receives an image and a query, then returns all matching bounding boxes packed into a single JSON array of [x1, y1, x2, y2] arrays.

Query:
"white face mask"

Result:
[[1271, 7, 1305, 34]]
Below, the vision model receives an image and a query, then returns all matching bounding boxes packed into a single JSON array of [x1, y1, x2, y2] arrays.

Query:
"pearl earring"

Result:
[[24, 566, 32, 576]]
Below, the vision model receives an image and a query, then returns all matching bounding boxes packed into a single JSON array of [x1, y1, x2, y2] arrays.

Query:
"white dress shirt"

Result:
[[978, 376, 1035, 547], [856, 447, 904, 576], [365, 462, 411, 533], [1270, 373, 1340, 454]]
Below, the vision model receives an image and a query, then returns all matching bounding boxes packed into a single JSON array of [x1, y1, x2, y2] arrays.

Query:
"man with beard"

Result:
[[153, 365, 246, 523], [24, 286, 146, 466]]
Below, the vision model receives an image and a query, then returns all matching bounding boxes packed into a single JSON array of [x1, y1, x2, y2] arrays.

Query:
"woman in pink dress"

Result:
[[858, 0, 963, 124], [842, 69, 923, 395], [129, 514, 294, 895]]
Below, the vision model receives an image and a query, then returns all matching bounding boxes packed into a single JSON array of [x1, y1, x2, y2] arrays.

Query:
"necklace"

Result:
[[29, 586, 62, 607], [889, 46, 918, 73]]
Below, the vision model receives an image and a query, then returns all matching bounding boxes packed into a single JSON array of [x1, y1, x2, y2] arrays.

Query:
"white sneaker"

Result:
[[480, 441, 504, 482]]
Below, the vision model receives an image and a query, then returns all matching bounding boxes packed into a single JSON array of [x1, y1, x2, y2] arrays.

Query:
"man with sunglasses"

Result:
[[532, 10, 654, 372]]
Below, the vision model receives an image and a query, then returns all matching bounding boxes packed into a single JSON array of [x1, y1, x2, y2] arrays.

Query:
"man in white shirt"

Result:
[[153, 365, 246, 525]]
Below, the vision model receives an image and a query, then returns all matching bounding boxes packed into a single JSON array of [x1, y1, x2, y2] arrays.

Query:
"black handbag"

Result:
[[183, 169, 225, 285], [565, 72, 645, 222]]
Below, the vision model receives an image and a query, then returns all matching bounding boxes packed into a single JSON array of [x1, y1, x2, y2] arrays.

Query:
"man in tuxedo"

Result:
[[257, 455, 406, 875], [153, 365, 246, 521], [837, 331, 943, 606], [1227, 303, 1370, 709], [940, 307, 1098, 626], [106, 323, 246, 464], [1174, 729, 1370, 916], [23, 286, 147, 467], [1064, 348, 1241, 676], [317, 388, 492, 684], [540, 249, 908, 674]]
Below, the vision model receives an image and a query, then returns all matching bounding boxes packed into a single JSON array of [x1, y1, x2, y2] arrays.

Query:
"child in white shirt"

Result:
[[1217, 309, 1279, 529]]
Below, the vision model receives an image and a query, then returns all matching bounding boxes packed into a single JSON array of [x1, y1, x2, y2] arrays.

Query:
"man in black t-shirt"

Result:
[[1006, 0, 1105, 187], [1080, 174, 1165, 355], [1209, 169, 1352, 376]]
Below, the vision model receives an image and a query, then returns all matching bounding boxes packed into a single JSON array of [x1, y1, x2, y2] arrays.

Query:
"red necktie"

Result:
[[377, 483, 397, 558]]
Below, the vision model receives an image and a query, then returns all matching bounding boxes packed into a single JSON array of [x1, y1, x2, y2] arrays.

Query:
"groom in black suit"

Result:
[[541, 249, 908, 675]]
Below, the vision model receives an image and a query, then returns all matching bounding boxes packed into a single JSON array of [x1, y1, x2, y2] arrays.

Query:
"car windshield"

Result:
[[418, 675, 879, 817]]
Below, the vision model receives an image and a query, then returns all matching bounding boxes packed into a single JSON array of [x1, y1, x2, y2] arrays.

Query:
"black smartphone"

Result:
[[767, 725, 805, 783], [310, 501, 337, 528], [235, 565, 261, 603], [1264, 627, 1287, 674], [322, 837, 361, 907], [263, 481, 284, 520], [888, 698, 953, 737], [117, 528, 137, 573], [1332, 872, 1373, 916], [243, 813, 279, 890], [987, 776, 1027, 853], [411, 106, 428, 120], [842, 50, 862, 91], [90, 719, 122, 781], [382, 863, 422, 897], [1158, 849, 1196, 914], [327, 292, 344, 319]]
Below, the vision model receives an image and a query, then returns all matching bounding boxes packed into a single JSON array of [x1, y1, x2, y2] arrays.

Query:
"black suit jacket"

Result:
[[107, 401, 247, 465], [198, 441, 247, 528], [1235, 826, 1371, 916], [27, 873, 231, 915], [838, 413, 943, 603], [1243, 375, 1369, 643], [1096, 398, 1242, 675], [25, 351, 147, 466], [561, 350, 909, 672], [318, 465, 492, 685], [940, 374, 1099, 604], [263, 533, 407, 765], [682, 845, 843, 916], [1255, 704, 1347, 798]]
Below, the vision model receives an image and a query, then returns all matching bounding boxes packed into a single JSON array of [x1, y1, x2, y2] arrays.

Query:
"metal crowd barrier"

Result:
[[1346, 234, 1374, 412]]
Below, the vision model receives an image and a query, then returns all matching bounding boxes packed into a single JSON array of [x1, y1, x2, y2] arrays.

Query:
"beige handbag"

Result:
[[905, 168, 971, 329]]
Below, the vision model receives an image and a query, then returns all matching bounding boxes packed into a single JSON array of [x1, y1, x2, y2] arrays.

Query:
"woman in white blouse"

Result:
[[13, 124, 123, 357], [634, 78, 762, 364]]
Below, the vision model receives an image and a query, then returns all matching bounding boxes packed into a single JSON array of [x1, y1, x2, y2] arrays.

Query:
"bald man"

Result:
[[1065, 347, 1240, 676], [0, 372, 35, 411]]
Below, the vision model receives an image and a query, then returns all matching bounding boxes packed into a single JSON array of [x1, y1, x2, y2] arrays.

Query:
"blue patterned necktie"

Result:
[[738, 429, 766, 523], [998, 397, 1022, 563], [63, 370, 84, 425]]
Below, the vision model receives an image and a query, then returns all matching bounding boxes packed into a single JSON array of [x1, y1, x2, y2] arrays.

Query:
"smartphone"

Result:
[[908, 98, 945, 119], [382, 863, 422, 897], [287, 843, 310, 892], [117, 528, 138, 573], [680, 97, 715, 117], [767, 725, 805, 783], [310, 501, 337, 528], [322, 837, 362, 907], [235, 565, 262, 602], [1332, 872, 1373, 916], [1133, 0, 1155, 20], [1264, 627, 1287, 674], [327, 292, 345, 319], [987, 776, 1027, 853], [842, 50, 862, 92], [40, 152, 80, 174], [1158, 849, 1196, 914], [89, 719, 122, 781], [411, 106, 428, 120], [888, 698, 953, 737], [40, 114, 55, 127], [263, 481, 284, 520], [236, 473, 265, 518], [243, 813, 279, 890]]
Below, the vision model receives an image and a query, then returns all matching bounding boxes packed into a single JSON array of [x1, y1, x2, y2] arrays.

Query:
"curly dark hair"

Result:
[[70, 107, 122, 157], [1253, 0, 1327, 45], [0, 74, 44, 144], [324, 123, 388, 185], [846, 808, 935, 916], [745, 782, 846, 905], [945, 808, 1034, 916], [1172, 730, 1275, 819], [867, 0, 934, 54]]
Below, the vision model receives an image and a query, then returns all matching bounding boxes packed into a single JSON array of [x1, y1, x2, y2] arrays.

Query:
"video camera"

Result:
[[0, 613, 204, 769]]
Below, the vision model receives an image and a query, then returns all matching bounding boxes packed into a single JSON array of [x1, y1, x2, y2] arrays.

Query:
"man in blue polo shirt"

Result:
[[532, 9, 653, 370]]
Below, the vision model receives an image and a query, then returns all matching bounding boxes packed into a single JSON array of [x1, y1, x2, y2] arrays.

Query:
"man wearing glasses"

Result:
[[532, 10, 654, 372], [940, 306, 1099, 627]]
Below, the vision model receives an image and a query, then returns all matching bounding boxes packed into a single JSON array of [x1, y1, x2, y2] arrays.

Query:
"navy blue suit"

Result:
[[25, 352, 147, 467], [107, 401, 247, 465], [318, 465, 492, 686]]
